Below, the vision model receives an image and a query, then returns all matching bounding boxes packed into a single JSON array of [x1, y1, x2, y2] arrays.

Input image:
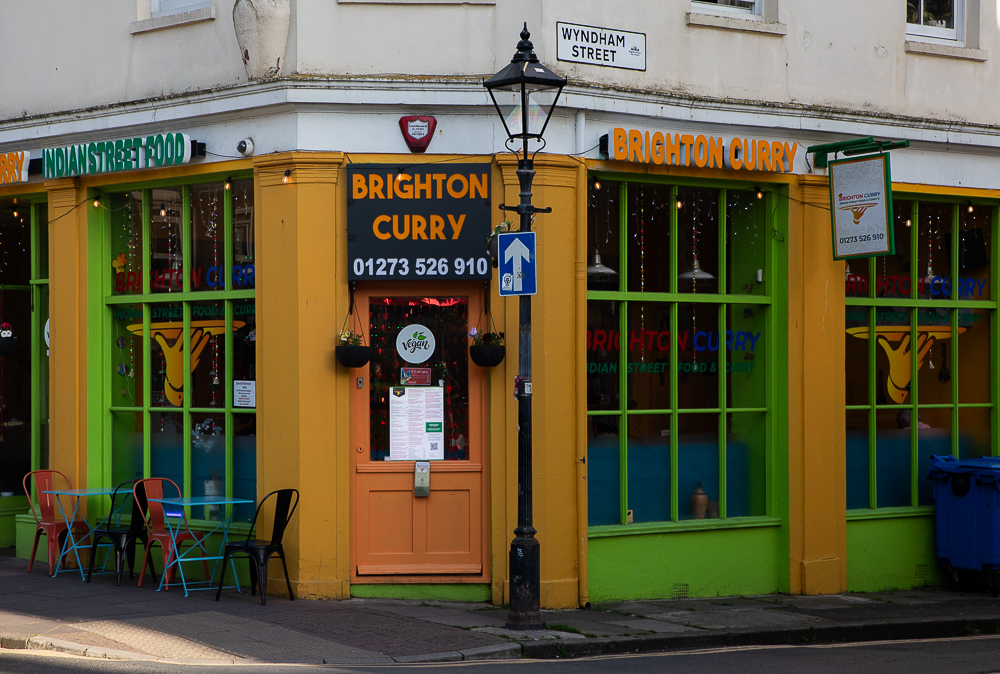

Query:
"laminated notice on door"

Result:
[[388, 386, 445, 461], [414, 461, 430, 497]]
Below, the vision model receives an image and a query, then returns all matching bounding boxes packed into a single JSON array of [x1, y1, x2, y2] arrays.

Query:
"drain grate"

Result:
[[671, 583, 690, 599], [916, 564, 930, 579]]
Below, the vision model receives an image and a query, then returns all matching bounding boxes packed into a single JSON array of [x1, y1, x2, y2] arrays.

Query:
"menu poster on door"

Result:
[[389, 386, 445, 461]]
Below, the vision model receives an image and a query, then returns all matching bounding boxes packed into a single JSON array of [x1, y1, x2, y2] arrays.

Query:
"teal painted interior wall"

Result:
[[588, 526, 781, 601], [846, 516, 945, 591]]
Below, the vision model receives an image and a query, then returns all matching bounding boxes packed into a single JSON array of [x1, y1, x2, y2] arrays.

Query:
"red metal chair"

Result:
[[135, 478, 209, 590], [23, 470, 90, 576]]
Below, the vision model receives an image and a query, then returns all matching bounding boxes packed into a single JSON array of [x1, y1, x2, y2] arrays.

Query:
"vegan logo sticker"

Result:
[[396, 324, 436, 364]]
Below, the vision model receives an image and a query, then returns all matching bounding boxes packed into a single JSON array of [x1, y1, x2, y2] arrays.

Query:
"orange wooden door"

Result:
[[351, 283, 489, 580]]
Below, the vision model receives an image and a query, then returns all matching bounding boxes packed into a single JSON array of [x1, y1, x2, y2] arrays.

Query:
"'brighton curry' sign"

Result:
[[828, 153, 894, 259], [347, 164, 492, 280], [607, 127, 800, 173], [42, 132, 194, 179]]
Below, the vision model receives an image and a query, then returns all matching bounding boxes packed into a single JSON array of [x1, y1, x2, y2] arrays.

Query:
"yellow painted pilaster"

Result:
[[788, 174, 848, 594], [46, 180, 88, 488], [495, 154, 585, 609], [255, 152, 351, 599]]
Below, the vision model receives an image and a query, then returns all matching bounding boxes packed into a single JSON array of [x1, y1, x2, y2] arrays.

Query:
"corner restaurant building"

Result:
[[0, 98, 995, 606]]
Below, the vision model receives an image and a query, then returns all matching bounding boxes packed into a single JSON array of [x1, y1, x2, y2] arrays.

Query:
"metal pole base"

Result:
[[505, 537, 545, 630]]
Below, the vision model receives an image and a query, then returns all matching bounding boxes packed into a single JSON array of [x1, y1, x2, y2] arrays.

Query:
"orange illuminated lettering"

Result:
[[613, 128, 628, 160], [412, 215, 428, 239], [448, 214, 466, 239], [470, 174, 488, 199], [758, 140, 772, 171], [393, 214, 410, 239], [784, 141, 798, 172], [414, 173, 432, 199], [665, 133, 680, 165], [729, 138, 743, 170], [693, 135, 708, 168], [432, 174, 446, 198], [369, 174, 385, 199], [373, 215, 391, 240], [396, 174, 413, 198], [628, 129, 644, 163], [430, 215, 446, 239], [708, 137, 724, 169], [651, 132, 665, 164], [446, 174, 468, 199], [353, 173, 368, 199], [771, 141, 784, 173], [680, 134, 694, 166]]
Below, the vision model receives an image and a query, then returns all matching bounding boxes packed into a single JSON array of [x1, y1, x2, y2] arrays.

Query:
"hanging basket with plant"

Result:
[[335, 283, 372, 369], [469, 280, 505, 367]]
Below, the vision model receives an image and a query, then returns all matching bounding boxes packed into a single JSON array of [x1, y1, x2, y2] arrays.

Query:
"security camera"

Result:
[[236, 138, 254, 157]]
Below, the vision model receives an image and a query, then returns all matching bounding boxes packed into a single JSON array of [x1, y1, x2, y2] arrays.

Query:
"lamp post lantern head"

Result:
[[484, 23, 567, 147]]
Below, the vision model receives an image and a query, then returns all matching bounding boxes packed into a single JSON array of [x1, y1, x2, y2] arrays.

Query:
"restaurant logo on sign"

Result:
[[347, 164, 492, 280], [42, 132, 195, 179], [607, 127, 799, 173]]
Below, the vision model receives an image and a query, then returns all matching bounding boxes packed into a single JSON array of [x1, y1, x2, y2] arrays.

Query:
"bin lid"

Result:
[[927, 454, 1000, 476]]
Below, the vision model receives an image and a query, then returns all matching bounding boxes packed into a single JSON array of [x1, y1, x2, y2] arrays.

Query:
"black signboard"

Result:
[[347, 163, 492, 280]]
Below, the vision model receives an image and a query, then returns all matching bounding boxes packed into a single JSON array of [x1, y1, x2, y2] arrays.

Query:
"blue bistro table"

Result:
[[43, 487, 119, 581], [147, 496, 254, 596]]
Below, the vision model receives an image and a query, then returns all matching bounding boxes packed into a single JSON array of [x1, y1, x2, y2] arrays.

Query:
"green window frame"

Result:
[[30, 201, 50, 477], [845, 198, 999, 515], [586, 174, 785, 534], [94, 176, 256, 524]]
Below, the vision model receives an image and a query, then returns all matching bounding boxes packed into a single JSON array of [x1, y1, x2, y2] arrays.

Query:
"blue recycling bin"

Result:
[[927, 455, 1000, 595]]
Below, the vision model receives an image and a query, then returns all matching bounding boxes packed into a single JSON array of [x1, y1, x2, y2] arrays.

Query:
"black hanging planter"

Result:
[[470, 344, 505, 368], [336, 345, 372, 369]]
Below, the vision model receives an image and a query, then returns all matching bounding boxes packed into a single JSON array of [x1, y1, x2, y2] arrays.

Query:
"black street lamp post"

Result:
[[484, 23, 566, 630]]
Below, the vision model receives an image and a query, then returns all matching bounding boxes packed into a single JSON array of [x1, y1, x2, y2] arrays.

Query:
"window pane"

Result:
[[956, 204, 990, 301], [726, 412, 765, 517], [958, 308, 990, 404], [917, 407, 951, 505], [627, 302, 670, 410], [726, 189, 766, 296], [627, 414, 671, 523], [587, 300, 620, 412], [921, 0, 954, 28], [110, 192, 142, 295], [677, 187, 719, 295], [190, 300, 225, 409], [874, 306, 910, 405], [916, 308, 951, 405], [846, 306, 869, 406], [870, 200, 913, 300], [678, 414, 719, 520], [191, 183, 225, 292], [111, 411, 144, 486], [846, 409, 870, 510], [0, 290, 31, 492], [678, 302, 719, 409], [627, 183, 671, 293], [368, 297, 469, 461], [958, 407, 990, 460], [907, 0, 921, 24], [150, 188, 183, 294], [149, 302, 183, 407], [191, 412, 225, 520], [233, 299, 256, 409], [917, 202, 952, 300], [695, 0, 756, 10], [875, 407, 911, 507], [232, 179, 256, 289], [727, 304, 766, 409], [111, 303, 143, 408], [0, 208, 29, 286], [587, 181, 620, 292], [588, 415, 621, 526], [233, 413, 257, 523], [150, 411, 184, 487]]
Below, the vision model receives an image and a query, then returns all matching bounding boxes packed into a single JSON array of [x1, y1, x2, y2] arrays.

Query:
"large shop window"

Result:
[[0, 200, 49, 494], [846, 199, 996, 511], [586, 179, 774, 527], [104, 179, 256, 523]]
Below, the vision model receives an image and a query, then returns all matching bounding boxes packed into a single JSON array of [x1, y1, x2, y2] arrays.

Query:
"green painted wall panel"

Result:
[[351, 584, 492, 602], [588, 527, 781, 602], [846, 516, 945, 592]]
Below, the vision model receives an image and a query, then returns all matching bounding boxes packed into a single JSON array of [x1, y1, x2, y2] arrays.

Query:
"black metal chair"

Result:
[[86, 480, 157, 586], [215, 489, 298, 605]]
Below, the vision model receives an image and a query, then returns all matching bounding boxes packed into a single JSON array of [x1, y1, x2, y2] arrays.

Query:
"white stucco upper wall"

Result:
[[1, 0, 999, 128]]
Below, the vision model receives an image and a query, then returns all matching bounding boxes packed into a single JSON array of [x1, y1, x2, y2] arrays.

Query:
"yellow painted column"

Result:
[[788, 175, 848, 594], [46, 179, 89, 488], [255, 152, 351, 599], [495, 154, 586, 609]]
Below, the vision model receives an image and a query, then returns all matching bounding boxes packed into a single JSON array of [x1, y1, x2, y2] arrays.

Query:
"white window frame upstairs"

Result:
[[907, 0, 965, 46], [151, 0, 212, 18], [691, 0, 763, 19]]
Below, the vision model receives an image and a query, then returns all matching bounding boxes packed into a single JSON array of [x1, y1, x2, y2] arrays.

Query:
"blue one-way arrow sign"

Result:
[[498, 232, 537, 296]]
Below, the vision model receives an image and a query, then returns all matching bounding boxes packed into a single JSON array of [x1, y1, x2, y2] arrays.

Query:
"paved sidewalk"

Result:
[[2, 551, 1000, 664]]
